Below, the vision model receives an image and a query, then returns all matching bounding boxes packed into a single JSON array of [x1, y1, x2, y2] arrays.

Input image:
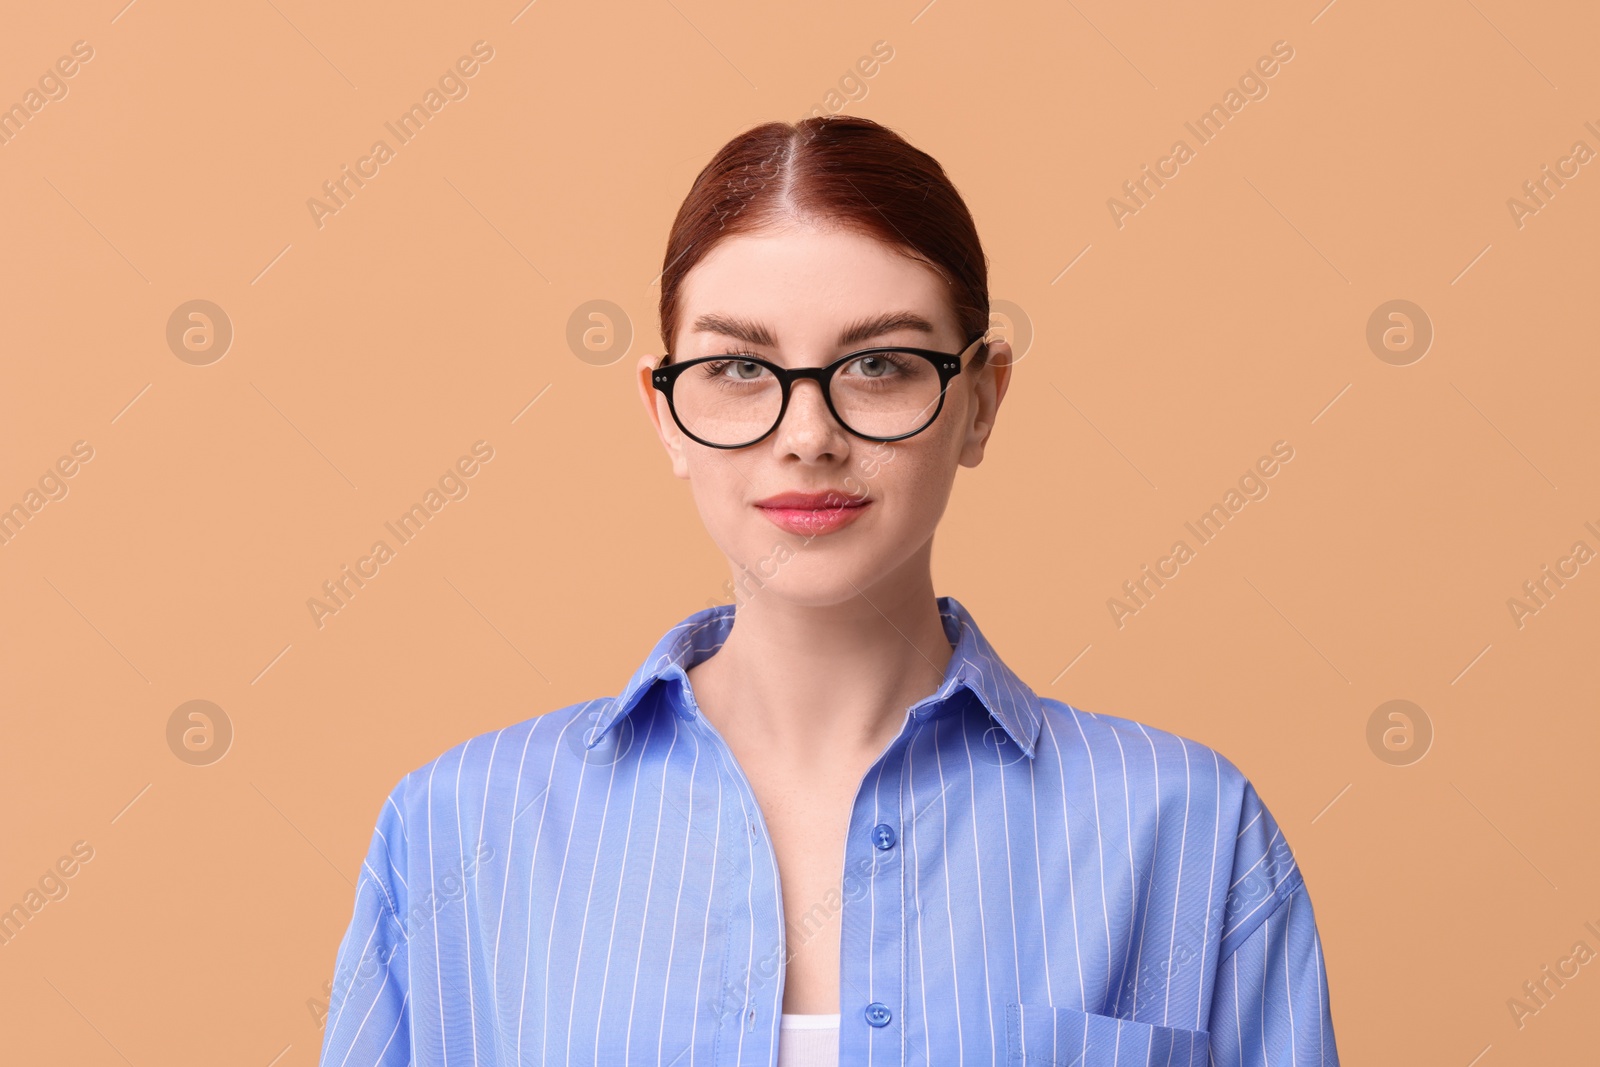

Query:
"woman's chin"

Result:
[[724, 560, 882, 611]]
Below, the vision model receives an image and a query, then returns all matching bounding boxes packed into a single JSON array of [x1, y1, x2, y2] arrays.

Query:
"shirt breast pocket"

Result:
[[1004, 1002, 1209, 1067]]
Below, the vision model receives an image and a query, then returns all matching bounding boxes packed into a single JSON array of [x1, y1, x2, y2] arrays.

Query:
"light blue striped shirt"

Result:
[[319, 594, 1338, 1065]]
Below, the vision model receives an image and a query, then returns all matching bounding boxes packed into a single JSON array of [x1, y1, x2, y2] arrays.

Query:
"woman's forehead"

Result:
[[675, 232, 957, 344]]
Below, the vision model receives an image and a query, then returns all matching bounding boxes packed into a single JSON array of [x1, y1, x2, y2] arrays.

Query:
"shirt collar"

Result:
[[584, 594, 1044, 760]]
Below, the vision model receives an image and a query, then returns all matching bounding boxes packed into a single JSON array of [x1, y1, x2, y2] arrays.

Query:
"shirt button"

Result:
[[871, 823, 897, 850], [864, 1001, 892, 1027]]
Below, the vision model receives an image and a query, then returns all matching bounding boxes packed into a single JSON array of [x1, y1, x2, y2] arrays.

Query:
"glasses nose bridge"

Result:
[[780, 363, 835, 404], [770, 362, 849, 448], [784, 364, 831, 386]]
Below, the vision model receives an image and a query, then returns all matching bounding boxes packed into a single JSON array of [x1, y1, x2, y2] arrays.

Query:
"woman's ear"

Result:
[[635, 353, 692, 479], [959, 338, 1013, 469]]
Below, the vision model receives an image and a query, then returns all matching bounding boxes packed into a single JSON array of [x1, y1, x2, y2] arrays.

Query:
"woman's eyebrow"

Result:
[[692, 314, 776, 347], [837, 312, 938, 347], [691, 311, 938, 349]]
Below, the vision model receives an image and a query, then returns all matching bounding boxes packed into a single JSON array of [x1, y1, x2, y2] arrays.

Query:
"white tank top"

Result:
[[777, 1012, 840, 1067]]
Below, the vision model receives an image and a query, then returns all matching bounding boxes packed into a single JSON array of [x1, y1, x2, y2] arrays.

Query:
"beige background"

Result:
[[1, 0, 1597, 1063]]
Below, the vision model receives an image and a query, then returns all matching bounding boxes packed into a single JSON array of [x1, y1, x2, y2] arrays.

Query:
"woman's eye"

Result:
[[698, 357, 767, 381], [846, 353, 908, 378]]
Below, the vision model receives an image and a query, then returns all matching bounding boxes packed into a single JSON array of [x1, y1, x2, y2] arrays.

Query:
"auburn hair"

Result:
[[657, 115, 989, 364]]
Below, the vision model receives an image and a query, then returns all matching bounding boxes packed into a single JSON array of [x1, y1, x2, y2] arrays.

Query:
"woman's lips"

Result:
[[754, 499, 872, 537]]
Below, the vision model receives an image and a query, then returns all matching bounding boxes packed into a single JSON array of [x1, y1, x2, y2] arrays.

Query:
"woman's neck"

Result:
[[687, 578, 952, 767]]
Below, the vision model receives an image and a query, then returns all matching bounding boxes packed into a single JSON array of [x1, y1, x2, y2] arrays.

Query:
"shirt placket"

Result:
[[839, 734, 910, 1066], [682, 672, 948, 1067]]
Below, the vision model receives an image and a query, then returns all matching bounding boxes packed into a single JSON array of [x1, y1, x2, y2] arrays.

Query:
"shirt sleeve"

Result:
[[1207, 882, 1337, 1065], [318, 783, 412, 1067], [1206, 779, 1339, 1066]]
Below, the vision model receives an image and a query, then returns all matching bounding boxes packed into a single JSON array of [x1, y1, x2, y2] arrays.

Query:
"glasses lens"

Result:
[[672, 357, 784, 446], [830, 350, 942, 438], [671, 350, 947, 446]]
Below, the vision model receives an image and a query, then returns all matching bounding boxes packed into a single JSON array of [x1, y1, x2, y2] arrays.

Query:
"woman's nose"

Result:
[[773, 377, 848, 451]]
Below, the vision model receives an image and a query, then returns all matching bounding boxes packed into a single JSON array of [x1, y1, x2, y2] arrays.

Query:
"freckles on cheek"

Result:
[[861, 445, 948, 517]]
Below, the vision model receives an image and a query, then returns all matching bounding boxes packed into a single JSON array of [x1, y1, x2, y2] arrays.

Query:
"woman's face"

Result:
[[635, 221, 1012, 609]]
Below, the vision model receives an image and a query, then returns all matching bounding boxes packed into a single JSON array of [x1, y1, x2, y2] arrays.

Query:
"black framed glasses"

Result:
[[651, 331, 988, 449]]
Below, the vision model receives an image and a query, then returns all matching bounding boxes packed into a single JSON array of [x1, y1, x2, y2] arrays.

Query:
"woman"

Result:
[[319, 115, 1338, 1066]]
